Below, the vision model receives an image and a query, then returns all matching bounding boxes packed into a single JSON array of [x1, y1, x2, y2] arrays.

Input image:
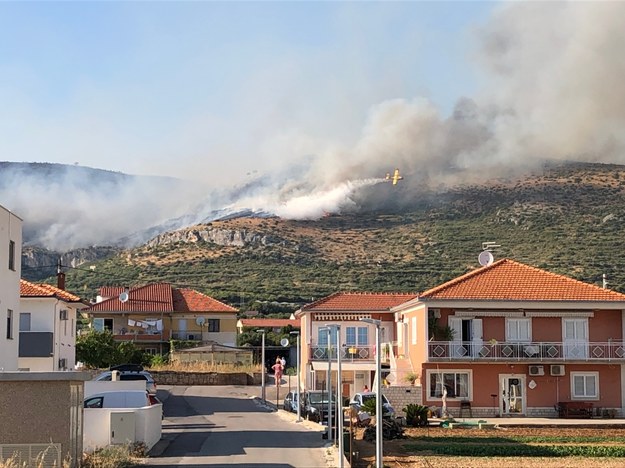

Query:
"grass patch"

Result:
[[403, 443, 625, 457], [147, 360, 260, 373], [82, 444, 143, 468]]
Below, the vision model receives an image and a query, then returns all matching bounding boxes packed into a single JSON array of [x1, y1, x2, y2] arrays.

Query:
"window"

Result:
[[144, 348, 158, 355], [428, 370, 470, 399], [506, 318, 531, 342], [357, 327, 368, 345], [19, 313, 31, 332], [8, 240, 15, 271], [84, 396, 104, 408], [93, 318, 113, 332], [571, 372, 599, 399], [207, 319, 220, 332], [411, 317, 417, 345], [6, 309, 13, 339], [346, 327, 356, 345]]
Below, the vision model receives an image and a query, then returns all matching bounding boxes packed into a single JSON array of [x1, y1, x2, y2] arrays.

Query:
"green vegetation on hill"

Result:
[[58, 162, 625, 310]]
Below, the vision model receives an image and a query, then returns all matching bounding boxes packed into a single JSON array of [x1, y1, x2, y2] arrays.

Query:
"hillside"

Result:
[[51, 161, 625, 309]]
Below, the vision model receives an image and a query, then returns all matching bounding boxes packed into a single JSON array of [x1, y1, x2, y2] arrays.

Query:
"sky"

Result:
[[3, 1, 625, 249], [0, 1, 493, 185]]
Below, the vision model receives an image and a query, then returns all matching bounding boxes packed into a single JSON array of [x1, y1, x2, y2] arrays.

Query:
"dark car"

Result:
[[302, 390, 337, 423]]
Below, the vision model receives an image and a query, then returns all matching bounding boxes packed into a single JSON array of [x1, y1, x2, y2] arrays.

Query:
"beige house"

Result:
[[0, 204, 22, 371], [83, 283, 238, 353], [19, 279, 87, 371]]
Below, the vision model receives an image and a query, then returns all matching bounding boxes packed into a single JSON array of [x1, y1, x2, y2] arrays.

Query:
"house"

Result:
[[19, 279, 87, 371], [295, 292, 417, 398], [83, 283, 238, 353], [393, 258, 625, 418], [0, 204, 22, 371]]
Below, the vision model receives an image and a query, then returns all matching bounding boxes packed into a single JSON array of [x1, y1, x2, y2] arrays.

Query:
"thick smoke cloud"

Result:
[[6, 2, 625, 249]]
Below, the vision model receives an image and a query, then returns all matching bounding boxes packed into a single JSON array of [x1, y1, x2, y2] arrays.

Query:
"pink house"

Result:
[[394, 259, 625, 418]]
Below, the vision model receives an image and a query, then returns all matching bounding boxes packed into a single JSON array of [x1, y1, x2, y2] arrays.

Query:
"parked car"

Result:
[[84, 390, 153, 409], [93, 364, 157, 394], [349, 392, 395, 419], [283, 391, 301, 413], [302, 390, 337, 423]]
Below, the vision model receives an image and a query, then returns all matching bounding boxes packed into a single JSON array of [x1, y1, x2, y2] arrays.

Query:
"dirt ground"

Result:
[[348, 426, 625, 468]]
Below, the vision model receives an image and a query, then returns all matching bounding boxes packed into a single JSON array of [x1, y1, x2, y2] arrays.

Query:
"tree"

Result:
[[76, 330, 146, 368]]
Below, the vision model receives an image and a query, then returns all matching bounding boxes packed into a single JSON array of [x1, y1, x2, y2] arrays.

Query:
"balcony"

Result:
[[113, 332, 165, 342], [19, 331, 53, 357], [171, 331, 201, 341], [428, 340, 625, 362], [309, 344, 376, 362]]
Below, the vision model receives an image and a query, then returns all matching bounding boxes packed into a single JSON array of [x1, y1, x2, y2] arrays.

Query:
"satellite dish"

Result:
[[196, 317, 206, 326], [119, 292, 129, 303], [280, 338, 290, 347], [478, 250, 494, 266]]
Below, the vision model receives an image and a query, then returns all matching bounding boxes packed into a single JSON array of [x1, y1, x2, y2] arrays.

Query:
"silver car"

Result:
[[93, 368, 157, 395], [349, 392, 395, 418]]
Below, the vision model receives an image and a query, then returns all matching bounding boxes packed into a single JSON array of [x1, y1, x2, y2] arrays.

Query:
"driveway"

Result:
[[143, 385, 336, 467]]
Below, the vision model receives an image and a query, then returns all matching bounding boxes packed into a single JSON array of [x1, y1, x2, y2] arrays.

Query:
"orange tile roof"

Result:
[[173, 288, 237, 313], [420, 258, 625, 302], [87, 283, 237, 313], [302, 292, 418, 311], [20, 279, 82, 302], [239, 318, 300, 328]]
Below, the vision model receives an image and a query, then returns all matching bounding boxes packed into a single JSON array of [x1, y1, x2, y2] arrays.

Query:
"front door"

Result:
[[500, 375, 525, 415]]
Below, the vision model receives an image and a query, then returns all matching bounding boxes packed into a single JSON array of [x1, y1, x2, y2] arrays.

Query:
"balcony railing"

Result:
[[428, 341, 625, 362], [309, 344, 379, 362], [171, 331, 202, 340]]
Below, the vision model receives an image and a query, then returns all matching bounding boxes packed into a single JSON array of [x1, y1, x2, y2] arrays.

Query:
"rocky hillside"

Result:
[[36, 161, 625, 309]]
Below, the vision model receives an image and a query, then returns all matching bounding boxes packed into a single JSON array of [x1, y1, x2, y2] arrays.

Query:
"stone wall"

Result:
[[151, 370, 261, 386], [383, 385, 422, 417]]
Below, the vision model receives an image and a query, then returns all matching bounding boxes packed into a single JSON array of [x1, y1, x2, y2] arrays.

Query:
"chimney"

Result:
[[57, 258, 66, 290]]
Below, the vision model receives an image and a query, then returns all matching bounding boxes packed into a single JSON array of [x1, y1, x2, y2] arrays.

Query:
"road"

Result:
[[143, 385, 335, 468]]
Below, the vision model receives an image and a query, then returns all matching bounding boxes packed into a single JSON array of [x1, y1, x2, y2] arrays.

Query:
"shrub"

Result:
[[403, 403, 429, 427]]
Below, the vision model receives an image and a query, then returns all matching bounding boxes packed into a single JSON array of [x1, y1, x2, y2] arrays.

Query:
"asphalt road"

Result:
[[143, 385, 335, 468]]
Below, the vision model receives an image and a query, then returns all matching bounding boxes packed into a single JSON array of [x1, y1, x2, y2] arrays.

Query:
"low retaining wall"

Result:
[[384, 385, 423, 417], [150, 371, 262, 386]]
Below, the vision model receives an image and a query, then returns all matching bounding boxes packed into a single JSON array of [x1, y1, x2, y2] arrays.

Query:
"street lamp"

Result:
[[325, 324, 343, 468], [256, 329, 266, 404], [361, 318, 382, 468], [319, 326, 333, 441], [290, 330, 302, 422]]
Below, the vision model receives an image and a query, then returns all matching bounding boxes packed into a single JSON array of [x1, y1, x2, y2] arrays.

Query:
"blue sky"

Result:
[[0, 1, 497, 184]]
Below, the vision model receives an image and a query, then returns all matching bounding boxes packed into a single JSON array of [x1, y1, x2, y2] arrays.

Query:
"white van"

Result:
[[84, 390, 152, 409]]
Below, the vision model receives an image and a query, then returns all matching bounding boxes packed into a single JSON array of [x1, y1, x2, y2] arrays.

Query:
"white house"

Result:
[[19, 279, 86, 371], [0, 204, 22, 371]]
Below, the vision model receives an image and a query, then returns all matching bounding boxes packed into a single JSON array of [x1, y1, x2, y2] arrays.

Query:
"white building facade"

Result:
[[0, 204, 22, 371]]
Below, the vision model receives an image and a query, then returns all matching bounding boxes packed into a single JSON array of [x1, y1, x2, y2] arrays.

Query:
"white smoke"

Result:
[[6, 2, 625, 249]]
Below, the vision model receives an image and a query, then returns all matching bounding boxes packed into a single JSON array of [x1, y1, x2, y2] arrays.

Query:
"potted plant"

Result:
[[404, 372, 419, 386]]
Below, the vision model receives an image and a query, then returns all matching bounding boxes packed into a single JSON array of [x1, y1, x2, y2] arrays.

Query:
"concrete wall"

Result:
[[83, 405, 162, 453], [383, 385, 423, 418], [151, 370, 259, 386], [0, 372, 89, 467], [0, 206, 21, 371]]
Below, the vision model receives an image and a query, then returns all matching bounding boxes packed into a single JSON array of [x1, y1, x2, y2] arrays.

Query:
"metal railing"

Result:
[[428, 340, 625, 362], [309, 344, 375, 361]]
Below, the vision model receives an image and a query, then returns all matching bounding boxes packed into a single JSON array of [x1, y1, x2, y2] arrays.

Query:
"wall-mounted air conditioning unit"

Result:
[[528, 365, 544, 376], [550, 364, 565, 376], [59, 309, 68, 321]]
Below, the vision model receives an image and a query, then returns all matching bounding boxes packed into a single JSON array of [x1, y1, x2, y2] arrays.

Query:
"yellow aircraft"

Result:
[[385, 168, 403, 185]]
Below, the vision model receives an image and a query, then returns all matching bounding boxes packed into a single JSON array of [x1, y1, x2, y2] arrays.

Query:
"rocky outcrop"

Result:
[[146, 226, 287, 248], [21, 246, 120, 280]]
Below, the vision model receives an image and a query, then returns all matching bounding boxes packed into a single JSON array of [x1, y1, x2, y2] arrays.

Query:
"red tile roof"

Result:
[[173, 288, 237, 313], [20, 279, 82, 302], [87, 283, 237, 313], [238, 318, 300, 328], [420, 258, 625, 302], [302, 292, 418, 311]]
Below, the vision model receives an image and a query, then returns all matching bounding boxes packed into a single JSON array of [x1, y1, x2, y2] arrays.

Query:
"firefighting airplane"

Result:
[[385, 168, 403, 185]]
